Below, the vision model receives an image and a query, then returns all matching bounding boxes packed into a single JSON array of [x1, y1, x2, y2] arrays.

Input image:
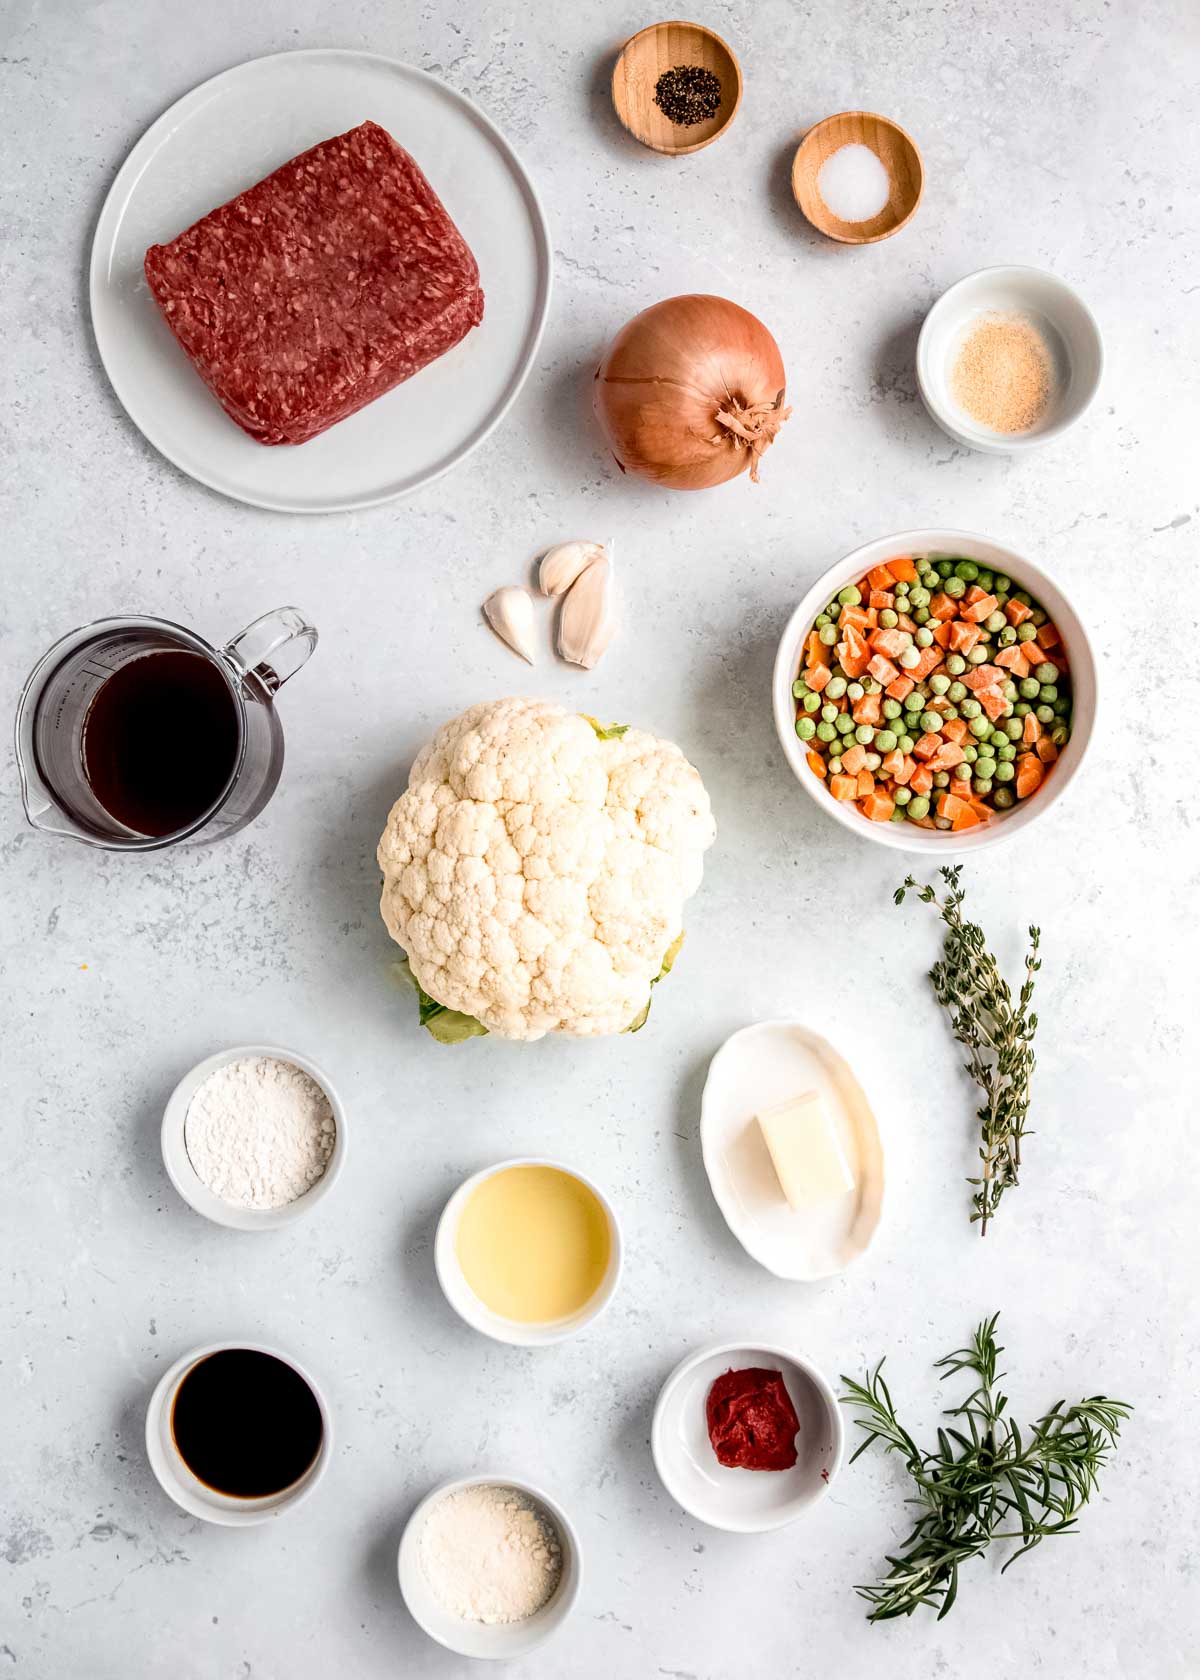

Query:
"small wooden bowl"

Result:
[[611, 21, 742, 156], [792, 112, 923, 244]]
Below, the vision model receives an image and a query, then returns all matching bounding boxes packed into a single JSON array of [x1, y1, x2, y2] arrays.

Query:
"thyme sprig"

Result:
[[895, 865, 1041, 1233], [841, 1315, 1131, 1622]]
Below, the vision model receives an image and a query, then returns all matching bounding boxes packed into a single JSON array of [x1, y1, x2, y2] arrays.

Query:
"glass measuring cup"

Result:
[[14, 608, 317, 850]]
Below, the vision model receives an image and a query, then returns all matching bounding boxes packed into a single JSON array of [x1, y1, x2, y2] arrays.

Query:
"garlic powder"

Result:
[[419, 1483, 563, 1624]]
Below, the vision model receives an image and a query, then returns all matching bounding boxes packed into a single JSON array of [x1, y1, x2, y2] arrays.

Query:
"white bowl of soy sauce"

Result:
[[145, 1342, 332, 1526]]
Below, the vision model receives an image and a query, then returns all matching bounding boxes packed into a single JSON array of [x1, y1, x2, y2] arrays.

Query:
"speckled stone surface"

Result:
[[2, 1, 1198, 1675]]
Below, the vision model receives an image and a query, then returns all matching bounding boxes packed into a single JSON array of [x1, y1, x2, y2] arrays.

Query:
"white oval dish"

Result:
[[917, 265, 1102, 454], [89, 48, 552, 513], [434, 1157, 622, 1346], [161, 1044, 347, 1230], [145, 1341, 332, 1526], [700, 1021, 883, 1280], [398, 1474, 581, 1659], [651, 1341, 843, 1532], [772, 528, 1098, 853]]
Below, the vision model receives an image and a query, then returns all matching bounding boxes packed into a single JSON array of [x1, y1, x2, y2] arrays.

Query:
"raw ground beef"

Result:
[[144, 121, 484, 446]]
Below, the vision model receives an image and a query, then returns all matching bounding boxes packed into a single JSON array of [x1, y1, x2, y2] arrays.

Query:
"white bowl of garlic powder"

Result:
[[161, 1044, 347, 1230], [398, 1475, 581, 1658]]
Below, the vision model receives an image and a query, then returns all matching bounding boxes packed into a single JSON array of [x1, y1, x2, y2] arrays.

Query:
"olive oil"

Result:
[[455, 1165, 612, 1324]]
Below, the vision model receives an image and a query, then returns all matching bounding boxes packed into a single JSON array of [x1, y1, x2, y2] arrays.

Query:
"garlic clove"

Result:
[[557, 557, 615, 670], [482, 586, 538, 665], [538, 539, 608, 598]]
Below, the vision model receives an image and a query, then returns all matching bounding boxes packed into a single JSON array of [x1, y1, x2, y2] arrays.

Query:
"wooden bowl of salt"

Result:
[[792, 112, 923, 244]]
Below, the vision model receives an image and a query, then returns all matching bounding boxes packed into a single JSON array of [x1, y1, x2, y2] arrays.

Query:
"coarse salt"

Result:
[[816, 143, 891, 223]]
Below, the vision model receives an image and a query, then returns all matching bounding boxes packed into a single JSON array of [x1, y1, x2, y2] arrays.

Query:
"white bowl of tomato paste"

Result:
[[773, 528, 1097, 852], [651, 1341, 843, 1532]]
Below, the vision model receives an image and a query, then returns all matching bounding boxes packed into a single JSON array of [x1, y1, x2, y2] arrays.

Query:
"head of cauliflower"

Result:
[[377, 698, 716, 1041]]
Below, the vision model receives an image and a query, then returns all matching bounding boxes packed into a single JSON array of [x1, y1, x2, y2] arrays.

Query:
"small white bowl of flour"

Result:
[[162, 1045, 346, 1230], [398, 1475, 581, 1659]]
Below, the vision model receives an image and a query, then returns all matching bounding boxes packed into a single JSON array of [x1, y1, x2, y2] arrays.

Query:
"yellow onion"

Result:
[[593, 294, 792, 490]]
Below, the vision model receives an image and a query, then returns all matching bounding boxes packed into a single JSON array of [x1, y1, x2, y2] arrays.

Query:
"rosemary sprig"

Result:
[[895, 865, 1041, 1233], [841, 1315, 1131, 1623]]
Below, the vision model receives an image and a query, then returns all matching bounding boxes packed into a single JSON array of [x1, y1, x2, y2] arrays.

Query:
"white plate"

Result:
[[651, 1342, 843, 1533], [700, 1021, 884, 1280], [90, 49, 552, 513]]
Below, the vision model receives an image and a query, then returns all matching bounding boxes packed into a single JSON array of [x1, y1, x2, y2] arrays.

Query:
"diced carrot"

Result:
[[881, 748, 906, 779], [908, 814, 937, 830], [1036, 621, 1061, 649], [870, 626, 910, 658], [866, 563, 896, 591], [856, 769, 875, 798], [895, 755, 917, 786], [942, 717, 968, 744], [964, 584, 988, 606], [913, 732, 942, 761], [994, 646, 1031, 677], [867, 654, 900, 686], [1015, 756, 1044, 800], [895, 612, 918, 633], [806, 663, 831, 692], [852, 692, 882, 725], [865, 608, 879, 628], [948, 621, 982, 654], [978, 688, 1009, 722], [932, 620, 955, 647], [862, 790, 896, 822], [806, 751, 827, 779], [952, 804, 982, 832], [841, 742, 868, 774], [909, 765, 934, 795], [889, 557, 917, 583], [886, 674, 915, 701], [937, 792, 966, 821], [839, 606, 871, 635], [928, 592, 958, 621], [838, 625, 870, 678], [1036, 736, 1059, 763], [1022, 713, 1043, 745], [928, 742, 966, 771], [924, 695, 954, 717], [910, 646, 944, 681], [807, 631, 830, 669], [963, 664, 1002, 690], [962, 593, 999, 623], [829, 774, 858, 801], [1047, 650, 1070, 675], [869, 589, 894, 610], [1004, 599, 1033, 626]]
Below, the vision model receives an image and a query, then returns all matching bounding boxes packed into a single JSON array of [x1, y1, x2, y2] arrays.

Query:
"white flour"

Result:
[[419, 1483, 563, 1624], [184, 1056, 335, 1209]]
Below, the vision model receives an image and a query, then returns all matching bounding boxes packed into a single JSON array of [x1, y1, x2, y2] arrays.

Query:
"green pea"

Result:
[[865, 676, 885, 695], [994, 591, 1009, 607], [907, 795, 930, 819], [1035, 664, 1058, 686], [814, 613, 831, 629], [933, 771, 950, 788], [908, 586, 931, 608], [792, 679, 808, 698], [795, 717, 817, 740], [847, 681, 865, 701], [855, 724, 875, 745], [913, 606, 931, 625], [954, 560, 979, 581], [975, 757, 997, 781], [882, 698, 902, 721], [997, 743, 1016, 762], [992, 786, 1015, 809], [934, 558, 954, 577], [947, 681, 967, 703], [1053, 695, 1071, 717], [995, 761, 1015, 783], [977, 569, 995, 593], [1036, 704, 1055, 724], [894, 579, 910, 597], [898, 734, 915, 754], [1051, 723, 1070, 746], [945, 654, 966, 677], [913, 627, 932, 649], [966, 646, 989, 666], [993, 574, 1011, 592], [835, 713, 855, 735], [943, 575, 967, 599], [816, 721, 837, 742], [969, 716, 991, 739], [879, 608, 899, 629], [1030, 607, 1048, 626], [1016, 622, 1037, 642], [962, 744, 978, 764], [904, 691, 924, 712], [897, 647, 920, 670], [953, 762, 972, 782], [838, 584, 861, 606], [828, 755, 843, 774], [985, 611, 1006, 633], [999, 721, 1019, 743], [874, 729, 899, 753], [998, 625, 1017, 647], [959, 697, 982, 719], [864, 751, 882, 772], [825, 676, 848, 700], [803, 692, 822, 713], [1019, 677, 1040, 699], [920, 711, 943, 734], [823, 703, 841, 723], [1014, 701, 1031, 717], [974, 778, 994, 796], [819, 623, 838, 646], [928, 673, 951, 696], [894, 786, 912, 806], [889, 808, 908, 823], [1014, 590, 1031, 607]]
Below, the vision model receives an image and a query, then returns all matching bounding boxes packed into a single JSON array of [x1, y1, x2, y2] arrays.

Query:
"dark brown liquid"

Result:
[[81, 650, 239, 837], [170, 1349, 323, 1499]]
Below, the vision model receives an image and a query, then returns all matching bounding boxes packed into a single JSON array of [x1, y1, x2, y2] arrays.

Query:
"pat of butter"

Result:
[[756, 1091, 855, 1212]]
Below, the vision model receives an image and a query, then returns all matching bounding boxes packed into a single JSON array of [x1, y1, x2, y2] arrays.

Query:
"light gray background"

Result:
[[2, 1, 1197, 1675]]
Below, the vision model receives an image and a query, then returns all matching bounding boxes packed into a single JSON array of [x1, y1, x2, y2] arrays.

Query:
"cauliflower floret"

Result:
[[377, 698, 715, 1040]]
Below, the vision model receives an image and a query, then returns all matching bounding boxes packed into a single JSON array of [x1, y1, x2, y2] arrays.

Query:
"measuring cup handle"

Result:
[[222, 608, 318, 694]]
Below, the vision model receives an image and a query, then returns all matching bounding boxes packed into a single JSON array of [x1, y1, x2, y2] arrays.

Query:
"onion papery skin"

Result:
[[593, 294, 791, 491]]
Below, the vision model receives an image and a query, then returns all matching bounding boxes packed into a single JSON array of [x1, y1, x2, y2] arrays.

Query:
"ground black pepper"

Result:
[[653, 64, 722, 127]]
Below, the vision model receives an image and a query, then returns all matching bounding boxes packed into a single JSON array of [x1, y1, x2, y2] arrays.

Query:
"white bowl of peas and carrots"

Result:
[[773, 529, 1097, 852]]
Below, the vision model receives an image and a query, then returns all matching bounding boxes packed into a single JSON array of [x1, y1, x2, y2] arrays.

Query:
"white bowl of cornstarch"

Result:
[[161, 1044, 346, 1229]]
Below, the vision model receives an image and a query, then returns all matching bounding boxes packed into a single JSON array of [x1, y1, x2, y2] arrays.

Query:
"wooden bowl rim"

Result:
[[611, 19, 744, 157], [791, 110, 925, 244]]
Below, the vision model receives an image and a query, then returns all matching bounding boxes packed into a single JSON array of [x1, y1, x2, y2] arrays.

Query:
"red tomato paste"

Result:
[[706, 1367, 800, 1471]]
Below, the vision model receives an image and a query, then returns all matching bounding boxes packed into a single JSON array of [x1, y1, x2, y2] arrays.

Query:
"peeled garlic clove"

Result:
[[483, 586, 537, 665], [539, 539, 607, 598], [557, 557, 615, 670]]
